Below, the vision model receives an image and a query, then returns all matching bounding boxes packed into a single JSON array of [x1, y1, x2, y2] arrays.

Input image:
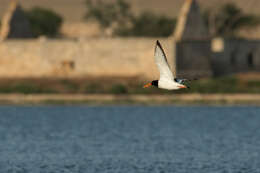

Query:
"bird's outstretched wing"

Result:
[[174, 78, 198, 84], [154, 40, 175, 81]]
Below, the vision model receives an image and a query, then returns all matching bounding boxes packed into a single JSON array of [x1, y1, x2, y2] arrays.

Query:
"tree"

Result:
[[115, 12, 176, 37], [84, 0, 133, 30], [204, 3, 260, 37], [26, 7, 63, 37], [84, 0, 176, 37]]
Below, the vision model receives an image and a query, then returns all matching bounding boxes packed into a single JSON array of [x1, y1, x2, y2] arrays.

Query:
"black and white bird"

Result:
[[143, 40, 195, 90]]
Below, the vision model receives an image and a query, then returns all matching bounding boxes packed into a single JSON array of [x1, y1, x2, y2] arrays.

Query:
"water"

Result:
[[0, 106, 260, 173]]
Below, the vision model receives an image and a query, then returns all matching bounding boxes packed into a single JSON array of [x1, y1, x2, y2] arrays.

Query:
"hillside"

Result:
[[0, 0, 260, 22]]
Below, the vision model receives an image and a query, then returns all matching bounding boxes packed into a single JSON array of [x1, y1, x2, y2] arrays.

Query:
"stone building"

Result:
[[0, 0, 33, 40], [174, 0, 260, 78], [173, 0, 212, 78], [0, 0, 259, 79], [211, 38, 260, 76]]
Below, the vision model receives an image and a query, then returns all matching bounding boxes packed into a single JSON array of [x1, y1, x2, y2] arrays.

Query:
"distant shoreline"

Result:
[[0, 94, 260, 105]]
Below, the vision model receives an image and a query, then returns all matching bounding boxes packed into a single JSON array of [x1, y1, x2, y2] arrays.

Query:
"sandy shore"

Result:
[[0, 94, 260, 105]]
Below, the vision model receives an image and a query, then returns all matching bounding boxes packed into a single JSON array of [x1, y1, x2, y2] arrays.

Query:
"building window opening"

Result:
[[230, 51, 236, 65], [61, 60, 75, 71], [247, 52, 254, 67]]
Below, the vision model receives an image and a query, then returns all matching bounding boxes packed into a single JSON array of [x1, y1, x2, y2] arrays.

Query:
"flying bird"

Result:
[[143, 40, 195, 90]]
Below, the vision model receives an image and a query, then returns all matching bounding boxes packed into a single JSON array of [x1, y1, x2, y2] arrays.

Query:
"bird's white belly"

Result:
[[158, 80, 180, 90]]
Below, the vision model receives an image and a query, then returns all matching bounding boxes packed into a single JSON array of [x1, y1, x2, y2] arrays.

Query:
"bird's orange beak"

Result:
[[179, 85, 187, 89], [143, 83, 152, 88]]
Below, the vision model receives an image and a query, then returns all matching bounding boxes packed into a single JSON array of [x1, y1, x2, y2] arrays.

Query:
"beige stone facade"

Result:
[[0, 0, 259, 80], [0, 38, 174, 79]]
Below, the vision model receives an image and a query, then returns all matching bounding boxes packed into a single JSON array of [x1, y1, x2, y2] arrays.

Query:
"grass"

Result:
[[175, 77, 242, 94], [0, 75, 259, 94], [109, 84, 128, 94], [0, 83, 55, 94], [186, 76, 260, 94], [60, 79, 79, 92]]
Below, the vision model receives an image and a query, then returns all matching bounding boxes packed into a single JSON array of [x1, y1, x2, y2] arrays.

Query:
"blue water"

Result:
[[0, 106, 260, 173]]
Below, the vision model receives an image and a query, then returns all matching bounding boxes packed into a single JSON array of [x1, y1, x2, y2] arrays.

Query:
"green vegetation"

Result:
[[25, 7, 63, 37], [0, 83, 54, 94], [84, 0, 176, 37], [85, 0, 132, 29], [110, 84, 128, 94], [127, 77, 242, 94], [115, 12, 176, 37], [204, 3, 260, 37], [60, 79, 79, 93], [0, 76, 259, 94], [175, 77, 242, 94], [84, 83, 102, 93]]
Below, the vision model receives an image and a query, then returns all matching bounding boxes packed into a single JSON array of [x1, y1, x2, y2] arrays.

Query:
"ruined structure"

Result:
[[0, 38, 172, 79], [174, 0, 260, 78], [211, 38, 260, 76], [0, 0, 33, 40], [174, 0, 209, 41], [0, 0, 259, 79], [174, 0, 212, 78]]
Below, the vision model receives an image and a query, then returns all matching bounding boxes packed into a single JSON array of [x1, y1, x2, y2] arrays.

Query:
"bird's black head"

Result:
[[151, 80, 158, 87], [143, 80, 158, 88]]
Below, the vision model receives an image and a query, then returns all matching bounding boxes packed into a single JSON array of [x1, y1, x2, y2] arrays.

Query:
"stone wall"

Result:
[[1, 37, 260, 80], [175, 40, 212, 78], [211, 39, 260, 76], [0, 38, 175, 80], [173, 0, 212, 79]]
